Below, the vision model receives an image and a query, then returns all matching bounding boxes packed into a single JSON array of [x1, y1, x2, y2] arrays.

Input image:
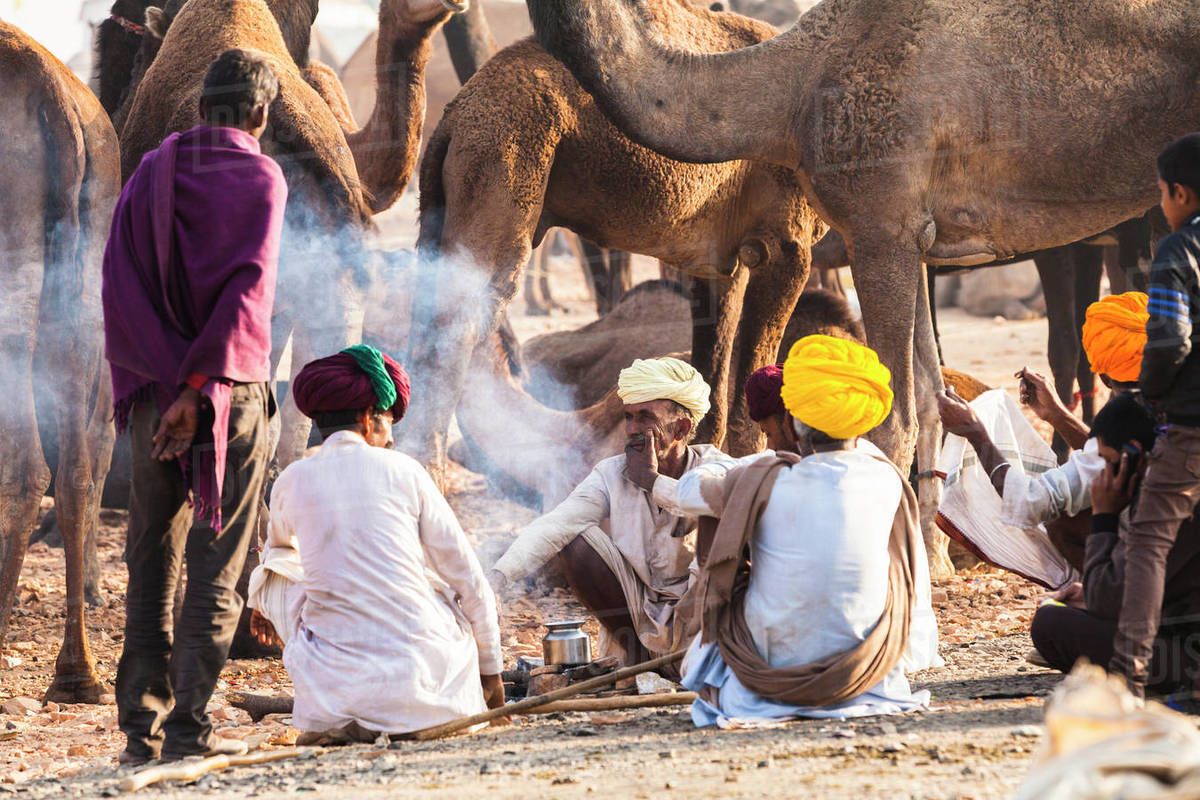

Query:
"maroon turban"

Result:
[[291, 345, 411, 420], [745, 363, 786, 421]]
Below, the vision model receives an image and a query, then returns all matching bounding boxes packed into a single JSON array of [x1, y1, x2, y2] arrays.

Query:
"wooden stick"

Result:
[[119, 748, 314, 793], [526, 692, 696, 714], [404, 650, 684, 741]]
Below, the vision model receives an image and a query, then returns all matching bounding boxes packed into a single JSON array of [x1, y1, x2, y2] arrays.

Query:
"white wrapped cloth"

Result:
[[936, 390, 1081, 590]]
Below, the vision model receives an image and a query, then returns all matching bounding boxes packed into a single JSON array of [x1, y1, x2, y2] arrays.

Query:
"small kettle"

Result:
[[542, 620, 591, 666]]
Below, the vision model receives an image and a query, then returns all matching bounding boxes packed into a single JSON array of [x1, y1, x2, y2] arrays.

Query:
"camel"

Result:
[[116, 0, 465, 466], [0, 21, 120, 704], [524, 0, 1200, 575], [402, 0, 824, 508]]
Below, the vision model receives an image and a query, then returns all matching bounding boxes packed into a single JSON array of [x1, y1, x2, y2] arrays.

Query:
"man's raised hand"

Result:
[[1016, 367, 1065, 422], [625, 429, 659, 491], [936, 386, 983, 437], [1091, 450, 1140, 515]]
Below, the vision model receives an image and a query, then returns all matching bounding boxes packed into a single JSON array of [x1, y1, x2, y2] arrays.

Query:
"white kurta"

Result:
[[492, 444, 729, 656], [658, 441, 934, 724], [259, 431, 503, 735]]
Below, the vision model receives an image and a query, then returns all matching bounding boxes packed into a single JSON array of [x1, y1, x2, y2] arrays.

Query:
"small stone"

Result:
[[877, 722, 898, 736], [66, 746, 88, 757], [757, 758, 772, 768], [99, 694, 116, 705], [570, 727, 599, 737], [42, 701, 59, 713], [479, 762, 499, 775], [930, 590, 949, 604], [267, 728, 299, 746], [664, 781, 676, 790], [659, 750, 675, 759], [1, 698, 40, 717], [1, 657, 20, 670], [1010, 725, 1042, 738], [831, 728, 856, 739], [551, 777, 578, 785], [724, 775, 738, 783], [880, 743, 906, 754], [961, 766, 976, 776], [636, 672, 677, 695]]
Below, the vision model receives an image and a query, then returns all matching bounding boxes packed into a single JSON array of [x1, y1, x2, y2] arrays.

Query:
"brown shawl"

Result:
[[697, 449, 920, 707]]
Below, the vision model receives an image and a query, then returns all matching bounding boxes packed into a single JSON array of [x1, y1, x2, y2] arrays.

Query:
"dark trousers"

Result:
[[116, 382, 270, 757], [1030, 604, 1200, 695]]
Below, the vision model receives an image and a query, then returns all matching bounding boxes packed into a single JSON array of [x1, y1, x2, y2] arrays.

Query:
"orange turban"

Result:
[[1081, 292, 1149, 383]]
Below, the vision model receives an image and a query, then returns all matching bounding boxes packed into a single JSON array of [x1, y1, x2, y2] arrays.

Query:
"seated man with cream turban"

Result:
[[489, 356, 727, 665], [637, 336, 937, 723], [934, 292, 1148, 592], [246, 345, 504, 743]]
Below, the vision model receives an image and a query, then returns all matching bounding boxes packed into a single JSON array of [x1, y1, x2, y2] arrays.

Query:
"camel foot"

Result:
[[228, 692, 294, 722], [85, 585, 103, 609], [43, 670, 105, 705]]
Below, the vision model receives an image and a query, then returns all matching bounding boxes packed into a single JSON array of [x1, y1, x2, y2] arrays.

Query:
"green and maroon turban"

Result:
[[292, 344, 410, 420]]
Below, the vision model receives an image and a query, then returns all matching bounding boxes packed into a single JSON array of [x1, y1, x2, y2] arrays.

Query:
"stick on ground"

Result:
[[119, 748, 315, 793], [403, 650, 685, 741]]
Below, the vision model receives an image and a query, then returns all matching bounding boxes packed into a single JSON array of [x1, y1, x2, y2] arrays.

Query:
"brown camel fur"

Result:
[[0, 21, 119, 704], [526, 0, 1200, 577], [118, 0, 464, 466], [403, 0, 823, 498]]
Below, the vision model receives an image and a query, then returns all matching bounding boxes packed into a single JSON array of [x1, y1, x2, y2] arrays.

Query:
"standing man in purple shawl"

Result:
[[102, 49, 287, 765]]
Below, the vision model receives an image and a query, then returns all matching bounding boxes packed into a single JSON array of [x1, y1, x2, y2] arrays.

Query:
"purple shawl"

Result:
[[102, 125, 286, 529]]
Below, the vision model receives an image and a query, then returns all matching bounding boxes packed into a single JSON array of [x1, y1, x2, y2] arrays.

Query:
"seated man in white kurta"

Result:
[[488, 357, 728, 666], [247, 346, 504, 742], [635, 336, 935, 725]]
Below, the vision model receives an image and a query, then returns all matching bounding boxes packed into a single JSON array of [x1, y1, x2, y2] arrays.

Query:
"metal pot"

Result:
[[542, 620, 591, 666]]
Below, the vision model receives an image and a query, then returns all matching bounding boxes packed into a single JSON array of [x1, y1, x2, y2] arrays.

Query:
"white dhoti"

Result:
[[577, 526, 690, 660], [936, 390, 1081, 590]]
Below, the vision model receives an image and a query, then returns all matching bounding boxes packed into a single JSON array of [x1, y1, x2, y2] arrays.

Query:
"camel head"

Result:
[[392, 0, 471, 24]]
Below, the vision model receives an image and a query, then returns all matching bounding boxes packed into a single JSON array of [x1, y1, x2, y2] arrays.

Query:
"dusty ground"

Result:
[[0, 243, 1097, 797]]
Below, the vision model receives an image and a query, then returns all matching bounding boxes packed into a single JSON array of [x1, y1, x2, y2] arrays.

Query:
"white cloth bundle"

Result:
[[936, 390, 1080, 590]]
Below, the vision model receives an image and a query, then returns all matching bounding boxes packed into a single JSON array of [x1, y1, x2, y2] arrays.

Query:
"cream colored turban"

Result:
[[781, 335, 893, 440], [617, 357, 711, 423]]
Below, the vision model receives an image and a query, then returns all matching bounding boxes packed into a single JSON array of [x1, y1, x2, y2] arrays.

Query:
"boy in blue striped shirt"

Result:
[[1109, 134, 1200, 696]]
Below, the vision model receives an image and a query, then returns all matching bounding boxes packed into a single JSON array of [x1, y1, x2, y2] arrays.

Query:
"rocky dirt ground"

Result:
[[0, 250, 1106, 798]]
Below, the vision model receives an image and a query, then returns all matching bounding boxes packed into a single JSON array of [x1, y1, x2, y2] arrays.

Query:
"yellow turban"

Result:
[[617, 357, 711, 423], [781, 335, 893, 440], [1081, 292, 1149, 383]]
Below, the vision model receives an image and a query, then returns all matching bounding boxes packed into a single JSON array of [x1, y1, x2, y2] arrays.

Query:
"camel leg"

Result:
[[1034, 246, 1081, 461], [403, 186, 541, 488], [849, 232, 926, 494], [722, 251, 810, 457], [608, 249, 633, 309], [579, 239, 613, 315], [913, 264, 952, 579], [276, 270, 365, 468], [1072, 245, 1104, 425], [690, 271, 748, 449], [524, 243, 553, 316], [42, 341, 110, 704]]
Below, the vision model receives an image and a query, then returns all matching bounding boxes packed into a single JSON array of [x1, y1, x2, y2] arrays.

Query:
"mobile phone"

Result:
[[1122, 443, 1141, 474]]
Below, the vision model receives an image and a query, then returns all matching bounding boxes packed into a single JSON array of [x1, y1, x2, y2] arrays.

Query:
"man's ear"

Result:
[[250, 103, 269, 129], [676, 417, 693, 442]]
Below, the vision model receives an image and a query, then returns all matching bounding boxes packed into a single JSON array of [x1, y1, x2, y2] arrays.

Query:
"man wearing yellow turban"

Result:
[[489, 357, 728, 666], [644, 337, 939, 724]]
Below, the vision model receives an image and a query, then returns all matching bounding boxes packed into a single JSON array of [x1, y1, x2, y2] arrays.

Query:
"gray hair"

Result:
[[790, 417, 843, 448]]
